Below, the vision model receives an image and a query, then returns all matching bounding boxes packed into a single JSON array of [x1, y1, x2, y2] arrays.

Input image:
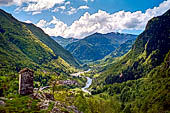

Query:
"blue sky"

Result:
[[0, 0, 169, 38]]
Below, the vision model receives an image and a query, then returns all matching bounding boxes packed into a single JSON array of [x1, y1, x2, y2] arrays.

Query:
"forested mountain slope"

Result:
[[24, 23, 80, 68], [0, 9, 80, 73], [0, 9, 84, 112], [97, 9, 170, 84], [91, 9, 170, 113], [66, 32, 137, 62], [103, 38, 136, 63]]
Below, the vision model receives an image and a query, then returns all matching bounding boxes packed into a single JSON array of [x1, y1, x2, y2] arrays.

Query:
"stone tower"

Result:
[[19, 68, 34, 95]]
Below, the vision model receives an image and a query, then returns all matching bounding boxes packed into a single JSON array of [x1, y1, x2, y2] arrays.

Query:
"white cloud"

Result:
[[1, 0, 65, 6], [36, 19, 48, 28], [22, 0, 65, 12], [52, 1, 70, 13], [0, 0, 65, 14], [66, 5, 89, 15], [67, 7, 77, 15], [78, 5, 89, 10], [24, 20, 32, 23], [36, 0, 170, 39], [32, 11, 41, 15], [1, 0, 89, 15], [65, 1, 70, 5], [83, 0, 94, 2], [52, 6, 66, 12], [37, 16, 68, 37]]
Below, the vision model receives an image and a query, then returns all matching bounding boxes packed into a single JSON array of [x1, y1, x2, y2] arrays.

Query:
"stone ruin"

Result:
[[19, 68, 34, 95]]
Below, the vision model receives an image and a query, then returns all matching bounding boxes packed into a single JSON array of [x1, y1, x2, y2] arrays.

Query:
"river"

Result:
[[70, 69, 92, 94], [81, 77, 92, 94]]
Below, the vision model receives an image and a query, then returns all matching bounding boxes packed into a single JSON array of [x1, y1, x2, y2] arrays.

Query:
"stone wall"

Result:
[[19, 68, 34, 95]]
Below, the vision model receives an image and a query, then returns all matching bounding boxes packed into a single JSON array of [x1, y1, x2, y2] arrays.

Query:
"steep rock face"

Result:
[[66, 32, 137, 62], [132, 9, 170, 63]]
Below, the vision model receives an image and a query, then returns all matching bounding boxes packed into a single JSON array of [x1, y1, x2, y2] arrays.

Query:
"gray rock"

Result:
[[44, 93, 54, 101], [0, 100, 5, 106]]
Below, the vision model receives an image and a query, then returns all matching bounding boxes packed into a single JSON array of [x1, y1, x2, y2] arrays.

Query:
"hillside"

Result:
[[0, 9, 86, 112], [91, 9, 170, 113], [0, 5, 169, 113], [66, 32, 137, 62], [51, 36, 79, 48], [103, 9, 170, 83], [103, 38, 136, 63], [24, 23, 80, 68], [0, 9, 79, 72]]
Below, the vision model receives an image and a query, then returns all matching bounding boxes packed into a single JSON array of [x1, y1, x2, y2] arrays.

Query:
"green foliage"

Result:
[[0, 9, 82, 112], [0, 95, 39, 113], [103, 38, 136, 63], [0, 73, 18, 97], [0, 8, 170, 113], [94, 8, 170, 86], [74, 92, 89, 112], [66, 32, 137, 63], [24, 23, 80, 68], [74, 92, 121, 113], [91, 9, 170, 113], [0, 9, 80, 74]]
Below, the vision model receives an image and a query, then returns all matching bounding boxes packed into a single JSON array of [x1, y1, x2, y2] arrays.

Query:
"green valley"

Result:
[[90, 9, 170, 113], [0, 6, 170, 113], [65, 32, 137, 63]]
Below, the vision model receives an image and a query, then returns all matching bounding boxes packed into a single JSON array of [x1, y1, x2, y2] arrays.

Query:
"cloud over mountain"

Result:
[[36, 0, 170, 39]]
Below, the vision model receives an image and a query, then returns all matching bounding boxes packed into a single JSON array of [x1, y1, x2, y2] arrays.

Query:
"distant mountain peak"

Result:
[[51, 36, 79, 48], [66, 32, 137, 63]]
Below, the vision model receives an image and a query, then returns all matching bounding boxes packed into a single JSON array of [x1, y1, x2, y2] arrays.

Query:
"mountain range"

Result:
[[65, 32, 137, 62], [0, 8, 170, 113], [103, 38, 136, 63], [51, 36, 79, 47]]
